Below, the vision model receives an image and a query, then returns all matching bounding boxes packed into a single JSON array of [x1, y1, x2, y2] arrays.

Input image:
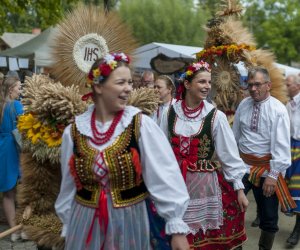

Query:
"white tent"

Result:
[[133, 42, 300, 76], [0, 27, 56, 68], [133, 42, 201, 69]]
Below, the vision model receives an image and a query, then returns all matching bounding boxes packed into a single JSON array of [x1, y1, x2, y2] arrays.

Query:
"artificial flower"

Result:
[[99, 64, 112, 76]]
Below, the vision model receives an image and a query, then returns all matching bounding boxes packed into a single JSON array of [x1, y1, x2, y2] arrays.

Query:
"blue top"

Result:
[[0, 100, 23, 192]]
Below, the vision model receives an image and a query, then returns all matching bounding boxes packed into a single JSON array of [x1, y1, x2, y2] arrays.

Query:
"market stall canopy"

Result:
[[0, 27, 56, 67], [133, 42, 201, 72], [0, 32, 37, 49], [133, 42, 300, 76]]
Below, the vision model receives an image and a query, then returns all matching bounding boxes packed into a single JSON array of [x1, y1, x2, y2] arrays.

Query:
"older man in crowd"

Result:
[[232, 66, 294, 250], [285, 74, 300, 248], [140, 70, 155, 88]]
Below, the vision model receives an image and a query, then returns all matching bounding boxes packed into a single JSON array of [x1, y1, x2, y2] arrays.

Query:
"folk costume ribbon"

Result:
[[85, 188, 108, 250], [240, 152, 296, 212]]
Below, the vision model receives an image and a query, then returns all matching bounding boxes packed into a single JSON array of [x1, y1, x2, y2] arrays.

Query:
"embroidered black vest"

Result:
[[168, 106, 220, 172], [71, 113, 148, 208]]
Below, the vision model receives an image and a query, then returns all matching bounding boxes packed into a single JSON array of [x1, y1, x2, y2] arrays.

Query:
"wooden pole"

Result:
[[0, 224, 22, 239]]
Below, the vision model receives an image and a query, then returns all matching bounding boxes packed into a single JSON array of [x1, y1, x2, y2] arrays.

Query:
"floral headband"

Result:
[[180, 61, 211, 81], [176, 61, 211, 100], [87, 52, 130, 87]]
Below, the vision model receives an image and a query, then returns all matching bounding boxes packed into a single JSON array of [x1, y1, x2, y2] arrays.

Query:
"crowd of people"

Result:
[[0, 55, 300, 250]]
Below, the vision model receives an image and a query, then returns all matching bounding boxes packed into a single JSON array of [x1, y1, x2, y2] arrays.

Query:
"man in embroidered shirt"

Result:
[[285, 74, 300, 247], [232, 66, 293, 250]]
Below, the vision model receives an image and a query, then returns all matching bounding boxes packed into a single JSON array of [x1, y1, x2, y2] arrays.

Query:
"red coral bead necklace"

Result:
[[181, 99, 204, 119], [90, 108, 124, 145]]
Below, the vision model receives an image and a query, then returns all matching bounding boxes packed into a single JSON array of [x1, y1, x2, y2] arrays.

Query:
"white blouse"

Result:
[[55, 105, 190, 236], [232, 96, 291, 178], [286, 92, 300, 141], [160, 100, 246, 191], [151, 98, 176, 126]]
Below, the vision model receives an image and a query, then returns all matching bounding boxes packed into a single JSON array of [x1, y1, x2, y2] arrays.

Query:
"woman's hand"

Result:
[[171, 234, 190, 250], [237, 189, 249, 212]]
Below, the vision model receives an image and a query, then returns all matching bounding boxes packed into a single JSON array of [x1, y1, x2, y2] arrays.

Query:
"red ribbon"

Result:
[[176, 83, 184, 100], [82, 92, 93, 101], [179, 153, 197, 182], [85, 189, 108, 250]]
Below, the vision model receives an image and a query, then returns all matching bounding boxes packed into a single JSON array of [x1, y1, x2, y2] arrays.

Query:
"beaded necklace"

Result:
[[181, 100, 204, 119], [90, 109, 124, 145]]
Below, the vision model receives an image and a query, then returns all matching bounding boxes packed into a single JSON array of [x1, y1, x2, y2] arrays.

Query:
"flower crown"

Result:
[[180, 61, 211, 81], [87, 52, 130, 86]]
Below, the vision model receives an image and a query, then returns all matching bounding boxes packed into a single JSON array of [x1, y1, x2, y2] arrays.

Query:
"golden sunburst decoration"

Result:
[[50, 3, 138, 93], [212, 58, 240, 92], [199, 0, 288, 111]]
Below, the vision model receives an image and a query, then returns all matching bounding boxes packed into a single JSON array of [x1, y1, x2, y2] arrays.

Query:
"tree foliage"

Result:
[[0, 0, 119, 34], [118, 0, 210, 46], [196, 0, 220, 17], [241, 0, 300, 65]]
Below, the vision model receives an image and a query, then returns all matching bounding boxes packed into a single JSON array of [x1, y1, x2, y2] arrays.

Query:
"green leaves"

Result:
[[118, 0, 209, 46], [242, 0, 300, 65]]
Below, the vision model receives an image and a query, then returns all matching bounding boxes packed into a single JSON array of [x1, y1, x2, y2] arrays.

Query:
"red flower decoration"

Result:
[[114, 55, 122, 61], [100, 64, 112, 76], [171, 137, 180, 145], [187, 65, 195, 72], [88, 71, 93, 80]]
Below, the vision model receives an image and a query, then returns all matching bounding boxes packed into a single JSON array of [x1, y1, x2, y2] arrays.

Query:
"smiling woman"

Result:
[[55, 52, 191, 250], [158, 61, 249, 250]]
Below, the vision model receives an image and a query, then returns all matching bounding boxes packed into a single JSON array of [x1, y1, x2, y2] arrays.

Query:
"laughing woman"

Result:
[[160, 61, 249, 250], [55, 53, 190, 250]]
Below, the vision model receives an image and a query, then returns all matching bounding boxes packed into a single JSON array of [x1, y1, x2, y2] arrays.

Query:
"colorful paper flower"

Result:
[[86, 52, 131, 86]]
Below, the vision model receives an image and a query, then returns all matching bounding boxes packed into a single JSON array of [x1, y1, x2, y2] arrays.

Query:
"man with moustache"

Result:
[[232, 66, 294, 250]]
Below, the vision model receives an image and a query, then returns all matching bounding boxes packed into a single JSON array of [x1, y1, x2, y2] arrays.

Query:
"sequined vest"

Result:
[[70, 113, 148, 208], [168, 106, 220, 172]]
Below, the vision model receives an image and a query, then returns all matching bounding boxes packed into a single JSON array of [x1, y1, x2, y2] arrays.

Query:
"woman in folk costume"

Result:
[[55, 52, 190, 250], [152, 75, 176, 126], [160, 61, 249, 250]]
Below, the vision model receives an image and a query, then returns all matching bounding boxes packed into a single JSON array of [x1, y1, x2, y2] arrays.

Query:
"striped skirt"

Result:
[[286, 138, 300, 213], [65, 193, 151, 250]]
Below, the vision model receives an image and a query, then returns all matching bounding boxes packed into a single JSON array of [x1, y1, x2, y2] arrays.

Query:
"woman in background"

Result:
[[0, 76, 23, 242], [152, 75, 176, 126]]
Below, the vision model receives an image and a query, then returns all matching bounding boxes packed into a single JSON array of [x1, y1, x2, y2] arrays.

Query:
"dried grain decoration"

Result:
[[198, 0, 288, 113], [127, 87, 161, 116], [20, 74, 87, 164], [50, 3, 138, 92], [216, 0, 243, 17]]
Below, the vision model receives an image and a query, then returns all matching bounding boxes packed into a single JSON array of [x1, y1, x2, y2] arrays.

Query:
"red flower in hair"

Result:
[[100, 64, 112, 76], [114, 55, 122, 61], [187, 65, 195, 72], [88, 71, 94, 80]]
